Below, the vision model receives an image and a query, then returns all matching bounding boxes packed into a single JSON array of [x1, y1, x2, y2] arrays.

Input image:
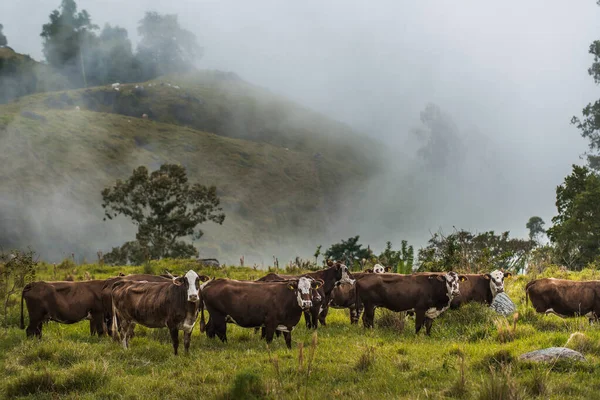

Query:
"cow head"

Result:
[[484, 270, 512, 297], [288, 277, 321, 310], [431, 272, 467, 299], [372, 264, 391, 273], [173, 270, 207, 302], [334, 262, 355, 284]]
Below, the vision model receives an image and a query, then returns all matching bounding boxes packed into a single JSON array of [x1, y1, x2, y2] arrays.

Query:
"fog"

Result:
[[1, 1, 597, 262]]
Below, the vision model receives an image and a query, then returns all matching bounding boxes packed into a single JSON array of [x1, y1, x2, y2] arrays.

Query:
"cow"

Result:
[[20, 279, 109, 338], [365, 264, 391, 274], [257, 261, 353, 328], [526, 278, 600, 322], [449, 270, 512, 309], [100, 273, 173, 334], [329, 268, 388, 324], [356, 272, 467, 335], [110, 270, 209, 354], [200, 277, 321, 349]]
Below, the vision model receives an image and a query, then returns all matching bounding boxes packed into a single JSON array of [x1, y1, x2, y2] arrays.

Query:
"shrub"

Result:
[[377, 310, 406, 332], [355, 345, 376, 372], [228, 371, 267, 400], [477, 365, 524, 400]]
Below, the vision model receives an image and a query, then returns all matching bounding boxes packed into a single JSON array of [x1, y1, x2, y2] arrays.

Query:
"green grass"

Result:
[[4, 263, 600, 399]]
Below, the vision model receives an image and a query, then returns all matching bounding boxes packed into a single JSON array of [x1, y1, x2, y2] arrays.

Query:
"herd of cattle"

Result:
[[18, 261, 600, 354]]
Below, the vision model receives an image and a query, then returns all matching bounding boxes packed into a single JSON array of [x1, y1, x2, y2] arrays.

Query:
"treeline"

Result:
[[0, 0, 200, 103]]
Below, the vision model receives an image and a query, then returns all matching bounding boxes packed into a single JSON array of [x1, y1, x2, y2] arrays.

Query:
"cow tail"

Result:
[[525, 280, 535, 307], [199, 301, 206, 333], [20, 285, 27, 330], [111, 300, 119, 340]]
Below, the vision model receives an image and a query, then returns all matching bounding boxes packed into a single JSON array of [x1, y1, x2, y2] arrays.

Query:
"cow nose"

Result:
[[302, 300, 312, 309], [189, 294, 199, 302]]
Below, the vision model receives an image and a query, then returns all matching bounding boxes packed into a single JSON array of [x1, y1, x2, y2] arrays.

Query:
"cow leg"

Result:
[[304, 310, 312, 329], [350, 307, 358, 324], [415, 311, 425, 335], [264, 325, 276, 344], [310, 307, 320, 329], [170, 328, 180, 355], [261, 326, 266, 340], [206, 317, 216, 339], [183, 330, 192, 354], [211, 315, 227, 343], [424, 317, 434, 336], [319, 303, 329, 327], [282, 331, 292, 349], [362, 304, 375, 329]]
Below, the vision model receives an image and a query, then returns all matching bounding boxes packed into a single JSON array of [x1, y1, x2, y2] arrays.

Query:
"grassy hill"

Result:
[[0, 71, 381, 263]]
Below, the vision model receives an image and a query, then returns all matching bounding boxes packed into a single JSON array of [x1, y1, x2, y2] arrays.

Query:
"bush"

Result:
[[228, 371, 267, 400], [477, 365, 524, 400], [377, 310, 406, 332]]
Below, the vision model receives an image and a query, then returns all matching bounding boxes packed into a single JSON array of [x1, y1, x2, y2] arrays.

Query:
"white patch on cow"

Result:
[[545, 308, 567, 318], [276, 325, 291, 332], [296, 277, 313, 309], [319, 306, 324, 315], [339, 265, 355, 284], [373, 264, 385, 274], [182, 321, 196, 333], [489, 270, 505, 298], [444, 272, 461, 300], [184, 270, 200, 301], [425, 305, 450, 319]]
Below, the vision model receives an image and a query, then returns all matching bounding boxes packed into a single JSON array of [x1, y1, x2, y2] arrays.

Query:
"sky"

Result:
[[1, 0, 598, 258]]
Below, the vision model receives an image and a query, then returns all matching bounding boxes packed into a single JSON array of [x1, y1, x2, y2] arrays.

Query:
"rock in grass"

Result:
[[519, 347, 585, 362], [490, 292, 516, 316]]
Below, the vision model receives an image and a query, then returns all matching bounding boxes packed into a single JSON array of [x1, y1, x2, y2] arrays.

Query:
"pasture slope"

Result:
[[0, 70, 380, 261], [3, 261, 600, 399]]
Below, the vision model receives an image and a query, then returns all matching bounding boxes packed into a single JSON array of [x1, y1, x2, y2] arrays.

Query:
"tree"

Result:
[[136, 12, 202, 79], [0, 24, 7, 47], [0, 249, 37, 326], [572, 2, 600, 170], [101, 164, 225, 264], [547, 165, 600, 269], [379, 240, 414, 273], [526, 216, 546, 243], [314, 245, 322, 265], [86, 24, 141, 85], [418, 229, 534, 273], [40, 0, 98, 86], [324, 236, 371, 270], [412, 103, 464, 173]]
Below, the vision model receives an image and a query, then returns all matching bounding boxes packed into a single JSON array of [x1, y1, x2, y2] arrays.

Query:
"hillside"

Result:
[[0, 71, 381, 263]]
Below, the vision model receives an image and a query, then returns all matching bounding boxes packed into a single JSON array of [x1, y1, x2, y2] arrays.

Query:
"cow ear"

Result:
[[459, 275, 468, 282], [484, 274, 491, 280], [287, 282, 297, 291], [385, 267, 391, 272], [199, 275, 210, 282], [504, 272, 512, 279], [312, 281, 321, 289], [436, 275, 444, 282], [365, 269, 373, 273], [173, 277, 185, 286]]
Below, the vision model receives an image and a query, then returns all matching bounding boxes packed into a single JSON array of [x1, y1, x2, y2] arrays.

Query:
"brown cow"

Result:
[[257, 262, 353, 328], [101, 273, 172, 334], [356, 272, 467, 335], [526, 278, 600, 322], [450, 270, 512, 309], [329, 270, 383, 324], [200, 277, 321, 348], [20, 280, 108, 338], [111, 270, 209, 354]]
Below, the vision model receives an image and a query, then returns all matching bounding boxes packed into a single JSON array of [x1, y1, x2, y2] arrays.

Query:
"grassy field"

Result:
[[3, 262, 600, 399]]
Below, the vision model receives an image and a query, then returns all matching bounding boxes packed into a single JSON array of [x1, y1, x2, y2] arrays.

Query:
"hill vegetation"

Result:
[[0, 71, 380, 262]]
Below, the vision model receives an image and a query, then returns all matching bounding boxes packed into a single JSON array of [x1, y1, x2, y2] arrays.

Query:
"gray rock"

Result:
[[519, 347, 585, 362], [490, 292, 516, 316]]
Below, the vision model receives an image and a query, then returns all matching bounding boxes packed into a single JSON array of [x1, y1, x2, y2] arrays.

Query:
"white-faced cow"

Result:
[[526, 278, 600, 322], [200, 277, 321, 348], [20, 280, 109, 338], [257, 261, 353, 329], [356, 272, 467, 335], [443, 269, 512, 309], [111, 270, 209, 354]]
